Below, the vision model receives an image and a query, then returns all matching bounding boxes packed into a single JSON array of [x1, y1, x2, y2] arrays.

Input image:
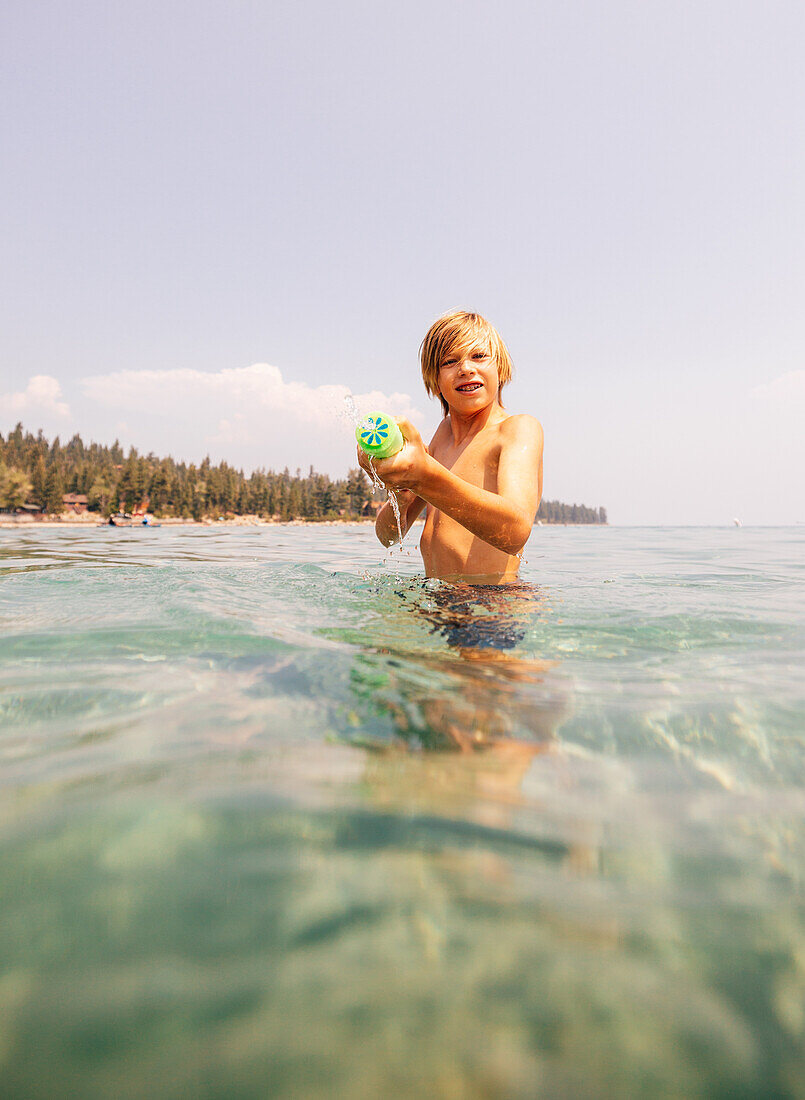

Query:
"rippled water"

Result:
[[1, 524, 804, 1098]]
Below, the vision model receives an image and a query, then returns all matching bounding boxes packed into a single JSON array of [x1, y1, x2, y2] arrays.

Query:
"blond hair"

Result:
[[420, 310, 514, 416]]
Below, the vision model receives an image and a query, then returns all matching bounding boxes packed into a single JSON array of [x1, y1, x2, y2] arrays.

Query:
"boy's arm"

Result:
[[374, 489, 427, 547], [376, 416, 543, 556]]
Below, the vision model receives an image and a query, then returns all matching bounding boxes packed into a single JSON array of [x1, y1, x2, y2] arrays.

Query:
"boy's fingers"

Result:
[[396, 418, 423, 446]]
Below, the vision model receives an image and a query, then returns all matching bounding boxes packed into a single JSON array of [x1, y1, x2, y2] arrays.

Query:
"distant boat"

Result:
[[106, 513, 159, 528], [733, 518, 742, 527]]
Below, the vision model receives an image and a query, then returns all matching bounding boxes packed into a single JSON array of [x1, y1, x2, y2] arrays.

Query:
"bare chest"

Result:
[[430, 433, 501, 494]]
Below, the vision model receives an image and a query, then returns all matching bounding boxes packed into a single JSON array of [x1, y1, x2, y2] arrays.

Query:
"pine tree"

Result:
[[31, 456, 47, 508], [88, 477, 114, 514], [44, 464, 65, 514], [150, 464, 171, 514]]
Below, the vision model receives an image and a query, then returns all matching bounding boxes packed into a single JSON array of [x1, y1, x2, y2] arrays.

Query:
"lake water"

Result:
[[1, 524, 804, 1098]]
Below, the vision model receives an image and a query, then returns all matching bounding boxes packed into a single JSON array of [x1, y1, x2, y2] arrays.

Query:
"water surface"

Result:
[[1, 525, 804, 1098]]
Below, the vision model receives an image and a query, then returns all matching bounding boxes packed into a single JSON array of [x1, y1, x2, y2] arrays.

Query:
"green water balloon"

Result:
[[355, 413, 404, 459]]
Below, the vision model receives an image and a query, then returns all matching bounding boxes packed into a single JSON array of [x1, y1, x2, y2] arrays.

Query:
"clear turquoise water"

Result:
[[1, 524, 804, 1098]]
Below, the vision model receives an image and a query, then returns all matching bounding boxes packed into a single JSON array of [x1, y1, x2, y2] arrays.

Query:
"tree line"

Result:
[[537, 499, 607, 525], [0, 423, 606, 524]]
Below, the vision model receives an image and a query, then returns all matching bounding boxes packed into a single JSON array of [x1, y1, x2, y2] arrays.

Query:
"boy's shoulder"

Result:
[[430, 412, 542, 447], [498, 413, 543, 443]]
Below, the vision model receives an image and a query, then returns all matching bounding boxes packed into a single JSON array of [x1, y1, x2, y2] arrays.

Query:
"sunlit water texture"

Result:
[[1, 524, 804, 1098]]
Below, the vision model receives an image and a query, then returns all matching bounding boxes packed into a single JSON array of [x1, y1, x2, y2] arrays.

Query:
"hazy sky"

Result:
[[2, 1, 803, 523]]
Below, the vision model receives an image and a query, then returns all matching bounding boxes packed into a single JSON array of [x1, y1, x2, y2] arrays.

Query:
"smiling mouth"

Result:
[[456, 382, 483, 392]]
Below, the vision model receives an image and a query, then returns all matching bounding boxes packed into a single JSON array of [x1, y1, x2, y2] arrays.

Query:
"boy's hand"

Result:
[[357, 418, 429, 493]]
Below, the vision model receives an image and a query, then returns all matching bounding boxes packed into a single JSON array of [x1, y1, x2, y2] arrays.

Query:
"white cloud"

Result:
[[82, 363, 420, 423], [208, 415, 251, 448], [0, 375, 71, 419], [751, 370, 805, 403], [79, 362, 426, 474]]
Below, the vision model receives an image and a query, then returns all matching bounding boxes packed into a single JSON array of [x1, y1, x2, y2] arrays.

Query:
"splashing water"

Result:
[[366, 456, 405, 559], [343, 393, 361, 428]]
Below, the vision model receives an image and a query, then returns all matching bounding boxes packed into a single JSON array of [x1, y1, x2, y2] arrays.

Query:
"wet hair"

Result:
[[420, 310, 514, 416]]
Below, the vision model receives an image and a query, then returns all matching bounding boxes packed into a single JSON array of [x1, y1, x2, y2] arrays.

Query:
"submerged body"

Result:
[[359, 312, 544, 584]]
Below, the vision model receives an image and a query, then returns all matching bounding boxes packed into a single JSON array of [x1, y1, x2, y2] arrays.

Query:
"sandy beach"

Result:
[[0, 514, 380, 529]]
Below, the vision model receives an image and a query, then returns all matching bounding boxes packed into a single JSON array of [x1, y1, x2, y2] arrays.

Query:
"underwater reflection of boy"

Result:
[[357, 310, 544, 586]]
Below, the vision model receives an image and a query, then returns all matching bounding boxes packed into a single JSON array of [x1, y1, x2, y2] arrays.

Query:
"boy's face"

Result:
[[438, 336, 500, 413]]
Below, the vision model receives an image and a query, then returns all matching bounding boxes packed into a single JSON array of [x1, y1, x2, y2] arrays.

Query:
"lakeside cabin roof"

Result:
[[63, 494, 89, 504]]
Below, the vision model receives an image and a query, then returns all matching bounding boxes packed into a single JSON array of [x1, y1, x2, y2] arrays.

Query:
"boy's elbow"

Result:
[[375, 517, 395, 547], [500, 514, 532, 555], [505, 533, 530, 557]]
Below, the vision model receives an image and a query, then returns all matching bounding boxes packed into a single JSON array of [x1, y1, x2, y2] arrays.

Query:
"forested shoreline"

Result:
[[0, 424, 607, 525]]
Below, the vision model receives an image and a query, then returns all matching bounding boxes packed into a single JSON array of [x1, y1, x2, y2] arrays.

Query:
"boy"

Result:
[[358, 310, 543, 584]]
